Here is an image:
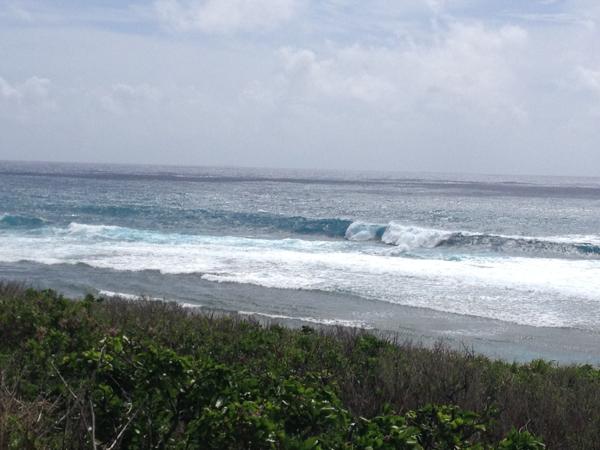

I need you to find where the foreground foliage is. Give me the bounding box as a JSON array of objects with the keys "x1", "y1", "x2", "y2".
[{"x1": 0, "y1": 285, "x2": 597, "y2": 448}]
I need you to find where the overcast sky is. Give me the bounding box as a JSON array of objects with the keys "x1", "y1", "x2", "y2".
[{"x1": 1, "y1": 0, "x2": 600, "y2": 175}]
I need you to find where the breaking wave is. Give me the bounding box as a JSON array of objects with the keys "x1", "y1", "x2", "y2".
[
  {"x1": 68, "y1": 206, "x2": 354, "y2": 238},
  {"x1": 345, "y1": 222, "x2": 450, "y2": 251},
  {"x1": 61, "y1": 218, "x2": 600, "y2": 259},
  {"x1": 345, "y1": 221, "x2": 600, "y2": 258},
  {"x1": 2, "y1": 218, "x2": 600, "y2": 328},
  {"x1": 3, "y1": 207, "x2": 600, "y2": 260}
]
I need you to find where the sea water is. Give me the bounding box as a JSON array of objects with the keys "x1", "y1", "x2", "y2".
[{"x1": 1, "y1": 161, "x2": 600, "y2": 360}]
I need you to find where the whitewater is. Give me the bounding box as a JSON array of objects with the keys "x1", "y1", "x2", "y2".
[{"x1": 2, "y1": 161, "x2": 600, "y2": 361}]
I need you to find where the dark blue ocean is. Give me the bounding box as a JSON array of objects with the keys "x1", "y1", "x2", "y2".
[{"x1": 2, "y1": 160, "x2": 600, "y2": 360}]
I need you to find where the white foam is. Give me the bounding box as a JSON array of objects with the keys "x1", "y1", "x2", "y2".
[
  {"x1": 345, "y1": 221, "x2": 452, "y2": 250},
  {"x1": 98, "y1": 289, "x2": 143, "y2": 300},
  {"x1": 68, "y1": 223, "x2": 122, "y2": 234},
  {"x1": 98, "y1": 290, "x2": 165, "y2": 302},
  {"x1": 541, "y1": 234, "x2": 600, "y2": 246},
  {"x1": 380, "y1": 222, "x2": 451, "y2": 250},
  {"x1": 238, "y1": 311, "x2": 372, "y2": 328},
  {"x1": 345, "y1": 222, "x2": 384, "y2": 241},
  {"x1": 2, "y1": 224, "x2": 600, "y2": 329},
  {"x1": 181, "y1": 302, "x2": 203, "y2": 308},
  {"x1": 344, "y1": 220, "x2": 600, "y2": 251}
]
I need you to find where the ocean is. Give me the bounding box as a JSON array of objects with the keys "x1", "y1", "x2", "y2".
[{"x1": 1, "y1": 160, "x2": 600, "y2": 362}]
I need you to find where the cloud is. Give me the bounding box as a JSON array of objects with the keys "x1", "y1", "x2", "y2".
[
  {"x1": 277, "y1": 22, "x2": 528, "y2": 120},
  {"x1": 154, "y1": 0, "x2": 298, "y2": 33},
  {"x1": 97, "y1": 83, "x2": 163, "y2": 115},
  {"x1": 424, "y1": 0, "x2": 450, "y2": 14},
  {"x1": 0, "y1": 76, "x2": 54, "y2": 116},
  {"x1": 280, "y1": 47, "x2": 396, "y2": 103},
  {"x1": 576, "y1": 66, "x2": 600, "y2": 96},
  {"x1": 504, "y1": 12, "x2": 596, "y2": 29},
  {"x1": 0, "y1": 2, "x2": 34, "y2": 22},
  {"x1": 1, "y1": 0, "x2": 600, "y2": 174}
]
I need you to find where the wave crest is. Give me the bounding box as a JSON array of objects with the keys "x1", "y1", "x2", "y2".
[
  {"x1": 0, "y1": 214, "x2": 46, "y2": 229},
  {"x1": 67, "y1": 223, "x2": 122, "y2": 234},
  {"x1": 344, "y1": 222, "x2": 386, "y2": 241},
  {"x1": 5, "y1": 209, "x2": 599, "y2": 260},
  {"x1": 439, "y1": 232, "x2": 600, "y2": 257},
  {"x1": 346, "y1": 221, "x2": 449, "y2": 251},
  {"x1": 381, "y1": 223, "x2": 451, "y2": 251},
  {"x1": 344, "y1": 220, "x2": 600, "y2": 258}
]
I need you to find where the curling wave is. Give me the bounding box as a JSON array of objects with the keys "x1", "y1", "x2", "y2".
[
  {"x1": 71, "y1": 207, "x2": 353, "y2": 238},
  {"x1": 345, "y1": 220, "x2": 600, "y2": 258},
  {"x1": 3, "y1": 206, "x2": 599, "y2": 260},
  {"x1": 60, "y1": 218, "x2": 600, "y2": 259}
]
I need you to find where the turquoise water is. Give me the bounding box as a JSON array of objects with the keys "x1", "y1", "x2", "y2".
[{"x1": 1, "y1": 160, "x2": 600, "y2": 332}]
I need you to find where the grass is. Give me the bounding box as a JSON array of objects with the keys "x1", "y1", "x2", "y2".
[{"x1": 0, "y1": 283, "x2": 599, "y2": 448}]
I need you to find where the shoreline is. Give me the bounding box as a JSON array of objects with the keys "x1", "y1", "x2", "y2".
[
  {"x1": 2, "y1": 260, "x2": 600, "y2": 366},
  {"x1": 176, "y1": 303, "x2": 600, "y2": 366}
]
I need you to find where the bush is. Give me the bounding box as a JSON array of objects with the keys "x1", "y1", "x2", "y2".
[{"x1": 1, "y1": 284, "x2": 596, "y2": 448}]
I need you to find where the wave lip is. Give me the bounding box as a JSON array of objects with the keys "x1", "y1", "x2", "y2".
[
  {"x1": 346, "y1": 221, "x2": 451, "y2": 252},
  {"x1": 345, "y1": 221, "x2": 451, "y2": 251},
  {"x1": 344, "y1": 222, "x2": 386, "y2": 241},
  {"x1": 0, "y1": 214, "x2": 47, "y2": 229},
  {"x1": 382, "y1": 223, "x2": 451, "y2": 251}
]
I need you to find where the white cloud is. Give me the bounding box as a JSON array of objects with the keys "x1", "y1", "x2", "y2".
[
  {"x1": 504, "y1": 12, "x2": 596, "y2": 29},
  {"x1": 0, "y1": 78, "x2": 20, "y2": 101},
  {"x1": 0, "y1": 76, "x2": 49, "y2": 100},
  {"x1": 0, "y1": 3, "x2": 34, "y2": 22},
  {"x1": 97, "y1": 83, "x2": 163, "y2": 115},
  {"x1": 424, "y1": 0, "x2": 449, "y2": 14},
  {"x1": 280, "y1": 47, "x2": 396, "y2": 103},
  {"x1": 1, "y1": 1, "x2": 600, "y2": 174},
  {"x1": 576, "y1": 66, "x2": 600, "y2": 96},
  {"x1": 278, "y1": 22, "x2": 528, "y2": 120},
  {"x1": 0, "y1": 2, "x2": 67, "y2": 25},
  {"x1": 0, "y1": 76, "x2": 54, "y2": 116},
  {"x1": 154, "y1": 0, "x2": 298, "y2": 33}
]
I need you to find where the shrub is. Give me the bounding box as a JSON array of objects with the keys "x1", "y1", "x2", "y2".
[{"x1": 1, "y1": 284, "x2": 596, "y2": 448}]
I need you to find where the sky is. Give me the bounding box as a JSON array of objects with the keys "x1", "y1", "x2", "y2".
[{"x1": 1, "y1": 0, "x2": 600, "y2": 176}]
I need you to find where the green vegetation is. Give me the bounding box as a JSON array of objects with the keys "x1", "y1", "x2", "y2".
[{"x1": 0, "y1": 285, "x2": 598, "y2": 449}]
